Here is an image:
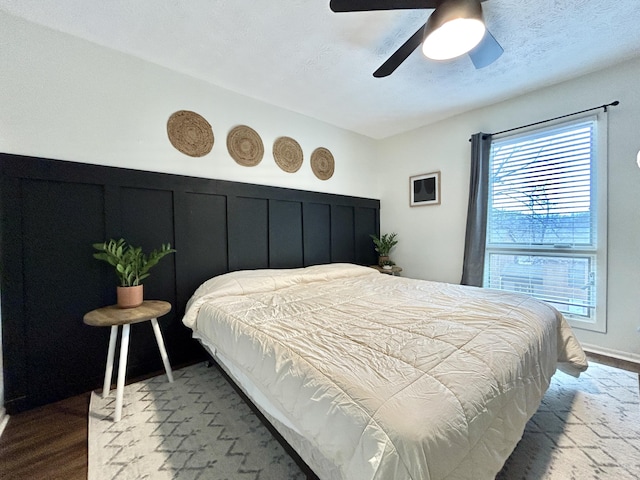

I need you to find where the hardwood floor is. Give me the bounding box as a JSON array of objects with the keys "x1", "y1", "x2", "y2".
[
  {"x1": 0, "y1": 365, "x2": 182, "y2": 480},
  {"x1": 585, "y1": 350, "x2": 640, "y2": 374},
  {"x1": 0, "y1": 393, "x2": 90, "y2": 480}
]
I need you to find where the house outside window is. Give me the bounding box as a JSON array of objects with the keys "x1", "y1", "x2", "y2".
[{"x1": 483, "y1": 116, "x2": 607, "y2": 332}]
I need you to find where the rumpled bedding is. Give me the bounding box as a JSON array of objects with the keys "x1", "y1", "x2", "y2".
[{"x1": 183, "y1": 263, "x2": 588, "y2": 480}]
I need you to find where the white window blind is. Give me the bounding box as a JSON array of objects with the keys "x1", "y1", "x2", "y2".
[{"x1": 483, "y1": 117, "x2": 606, "y2": 330}]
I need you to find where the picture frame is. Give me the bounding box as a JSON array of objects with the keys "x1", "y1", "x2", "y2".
[{"x1": 410, "y1": 171, "x2": 441, "y2": 206}]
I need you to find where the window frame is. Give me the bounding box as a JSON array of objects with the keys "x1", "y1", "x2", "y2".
[{"x1": 483, "y1": 114, "x2": 608, "y2": 332}]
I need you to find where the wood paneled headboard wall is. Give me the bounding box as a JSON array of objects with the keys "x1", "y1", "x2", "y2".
[{"x1": 0, "y1": 154, "x2": 380, "y2": 413}]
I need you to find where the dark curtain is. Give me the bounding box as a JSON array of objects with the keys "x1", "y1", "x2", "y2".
[{"x1": 461, "y1": 132, "x2": 492, "y2": 286}]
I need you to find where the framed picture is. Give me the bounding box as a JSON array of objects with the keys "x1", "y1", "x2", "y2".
[{"x1": 410, "y1": 171, "x2": 441, "y2": 206}]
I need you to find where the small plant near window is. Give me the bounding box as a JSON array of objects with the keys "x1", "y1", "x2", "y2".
[
  {"x1": 370, "y1": 232, "x2": 398, "y2": 267},
  {"x1": 370, "y1": 232, "x2": 398, "y2": 257}
]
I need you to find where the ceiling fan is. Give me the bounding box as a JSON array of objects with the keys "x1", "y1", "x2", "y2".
[{"x1": 330, "y1": 0, "x2": 503, "y2": 77}]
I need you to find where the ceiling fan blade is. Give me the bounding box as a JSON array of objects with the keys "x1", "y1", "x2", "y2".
[
  {"x1": 330, "y1": 0, "x2": 438, "y2": 13},
  {"x1": 373, "y1": 22, "x2": 427, "y2": 77},
  {"x1": 468, "y1": 29, "x2": 503, "y2": 69}
]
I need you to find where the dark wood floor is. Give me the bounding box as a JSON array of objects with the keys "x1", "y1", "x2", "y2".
[
  {"x1": 0, "y1": 352, "x2": 637, "y2": 479},
  {"x1": 0, "y1": 392, "x2": 90, "y2": 480}
]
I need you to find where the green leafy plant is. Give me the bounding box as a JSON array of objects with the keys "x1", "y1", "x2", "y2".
[
  {"x1": 93, "y1": 238, "x2": 176, "y2": 287},
  {"x1": 369, "y1": 232, "x2": 398, "y2": 257}
]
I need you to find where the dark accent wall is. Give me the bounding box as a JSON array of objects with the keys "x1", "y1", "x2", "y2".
[{"x1": 0, "y1": 154, "x2": 380, "y2": 413}]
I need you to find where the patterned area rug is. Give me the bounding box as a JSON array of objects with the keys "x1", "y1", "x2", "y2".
[
  {"x1": 88, "y1": 362, "x2": 640, "y2": 480},
  {"x1": 88, "y1": 363, "x2": 305, "y2": 480},
  {"x1": 497, "y1": 362, "x2": 640, "y2": 479}
]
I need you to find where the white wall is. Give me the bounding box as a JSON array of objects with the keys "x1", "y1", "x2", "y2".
[
  {"x1": 378, "y1": 57, "x2": 640, "y2": 362},
  {"x1": 0, "y1": 12, "x2": 380, "y2": 198}
]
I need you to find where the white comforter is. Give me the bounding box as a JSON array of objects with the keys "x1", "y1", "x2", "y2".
[{"x1": 183, "y1": 263, "x2": 588, "y2": 480}]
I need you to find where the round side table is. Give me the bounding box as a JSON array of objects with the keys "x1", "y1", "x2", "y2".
[
  {"x1": 370, "y1": 265, "x2": 403, "y2": 276},
  {"x1": 84, "y1": 300, "x2": 173, "y2": 422}
]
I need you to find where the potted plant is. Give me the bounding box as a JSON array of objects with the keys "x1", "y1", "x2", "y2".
[
  {"x1": 369, "y1": 232, "x2": 398, "y2": 267},
  {"x1": 380, "y1": 259, "x2": 396, "y2": 270},
  {"x1": 93, "y1": 238, "x2": 176, "y2": 308}
]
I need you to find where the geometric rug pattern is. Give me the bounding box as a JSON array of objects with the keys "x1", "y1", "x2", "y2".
[
  {"x1": 497, "y1": 362, "x2": 640, "y2": 479},
  {"x1": 89, "y1": 361, "x2": 640, "y2": 480},
  {"x1": 88, "y1": 363, "x2": 305, "y2": 480}
]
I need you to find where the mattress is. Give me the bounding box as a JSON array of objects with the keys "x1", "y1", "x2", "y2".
[{"x1": 182, "y1": 263, "x2": 588, "y2": 480}]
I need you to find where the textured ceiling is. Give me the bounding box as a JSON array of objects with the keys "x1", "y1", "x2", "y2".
[{"x1": 2, "y1": 0, "x2": 640, "y2": 139}]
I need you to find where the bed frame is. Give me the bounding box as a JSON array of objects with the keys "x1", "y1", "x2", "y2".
[{"x1": 0, "y1": 153, "x2": 380, "y2": 413}]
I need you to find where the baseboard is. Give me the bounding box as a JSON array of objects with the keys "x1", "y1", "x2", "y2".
[
  {"x1": 0, "y1": 407, "x2": 8, "y2": 439},
  {"x1": 581, "y1": 343, "x2": 640, "y2": 363},
  {"x1": 582, "y1": 343, "x2": 640, "y2": 374}
]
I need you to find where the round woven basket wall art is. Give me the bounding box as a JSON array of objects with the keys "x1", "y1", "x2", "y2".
[
  {"x1": 166, "y1": 110, "x2": 214, "y2": 157},
  {"x1": 227, "y1": 125, "x2": 264, "y2": 167},
  {"x1": 273, "y1": 136, "x2": 303, "y2": 173},
  {"x1": 310, "y1": 147, "x2": 335, "y2": 180}
]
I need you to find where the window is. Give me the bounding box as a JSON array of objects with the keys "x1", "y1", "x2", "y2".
[{"x1": 483, "y1": 116, "x2": 607, "y2": 332}]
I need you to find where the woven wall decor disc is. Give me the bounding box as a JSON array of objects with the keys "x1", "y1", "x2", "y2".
[
  {"x1": 166, "y1": 110, "x2": 214, "y2": 157},
  {"x1": 310, "y1": 147, "x2": 335, "y2": 180},
  {"x1": 273, "y1": 136, "x2": 303, "y2": 173},
  {"x1": 227, "y1": 125, "x2": 264, "y2": 167}
]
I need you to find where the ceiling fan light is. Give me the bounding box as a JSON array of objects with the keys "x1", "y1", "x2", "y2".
[{"x1": 422, "y1": 0, "x2": 486, "y2": 61}]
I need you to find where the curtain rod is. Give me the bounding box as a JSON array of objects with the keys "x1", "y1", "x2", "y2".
[{"x1": 472, "y1": 100, "x2": 620, "y2": 141}]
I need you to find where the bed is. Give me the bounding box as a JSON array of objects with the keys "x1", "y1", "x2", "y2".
[{"x1": 182, "y1": 263, "x2": 588, "y2": 480}]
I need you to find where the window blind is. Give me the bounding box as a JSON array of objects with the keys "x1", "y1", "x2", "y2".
[
  {"x1": 484, "y1": 119, "x2": 597, "y2": 320},
  {"x1": 488, "y1": 121, "x2": 595, "y2": 247}
]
